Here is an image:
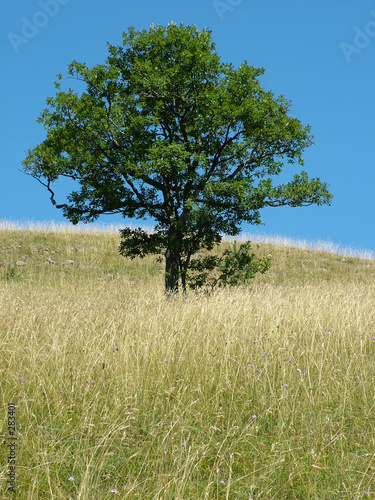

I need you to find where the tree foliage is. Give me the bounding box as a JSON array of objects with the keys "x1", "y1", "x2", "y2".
[
  {"x1": 186, "y1": 242, "x2": 271, "y2": 291},
  {"x1": 22, "y1": 22, "x2": 332, "y2": 293}
]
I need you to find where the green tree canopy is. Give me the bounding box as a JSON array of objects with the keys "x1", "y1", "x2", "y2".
[{"x1": 23, "y1": 22, "x2": 332, "y2": 293}]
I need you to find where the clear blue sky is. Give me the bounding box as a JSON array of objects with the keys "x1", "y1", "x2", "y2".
[{"x1": 2, "y1": 0, "x2": 375, "y2": 251}]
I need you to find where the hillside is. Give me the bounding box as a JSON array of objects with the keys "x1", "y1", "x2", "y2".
[
  {"x1": 1, "y1": 228, "x2": 374, "y2": 288},
  {"x1": 1, "y1": 229, "x2": 375, "y2": 499}
]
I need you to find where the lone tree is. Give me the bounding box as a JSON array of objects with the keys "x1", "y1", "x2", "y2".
[{"x1": 23, "y1": 23, "x2": 332, "y2": 294}]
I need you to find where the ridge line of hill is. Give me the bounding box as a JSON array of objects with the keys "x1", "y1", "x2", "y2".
[{"x1": 1, "y1": 218, "x2": 374, "y2": 260}]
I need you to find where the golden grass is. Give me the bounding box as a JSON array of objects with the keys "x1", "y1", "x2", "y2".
[{"x1": 1, "y1": 229, "x2": 375, "y2": 498}]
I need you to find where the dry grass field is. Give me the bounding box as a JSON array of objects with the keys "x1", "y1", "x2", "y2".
[{"x1": 1, "y1": 227, "x2": 375, "y2": 499}]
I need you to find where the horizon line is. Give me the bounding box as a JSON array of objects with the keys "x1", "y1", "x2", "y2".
[{"x1": 0, "y1": 218, "x2": 374, "y2": 261}]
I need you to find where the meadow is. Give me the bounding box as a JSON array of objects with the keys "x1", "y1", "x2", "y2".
[{"x1": 0, "y1": 226, "x2": 375, "y2": 499}]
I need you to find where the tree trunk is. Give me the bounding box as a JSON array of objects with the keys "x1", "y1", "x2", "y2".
[
  {"x1": 180, "y1": 254, "x2": 191, "y2": 296},
  {"x1": 165, "y1": 246, "x2": 180, "y2": 294}
]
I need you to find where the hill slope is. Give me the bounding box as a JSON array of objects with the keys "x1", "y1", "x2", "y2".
[{"x1": 1, "y1": 229, "x2": 375, "y2": 499}]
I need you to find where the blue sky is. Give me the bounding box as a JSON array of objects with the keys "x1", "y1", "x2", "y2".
[{"x1": 2, "y1": 0, "x2": 375, "y2": 252}]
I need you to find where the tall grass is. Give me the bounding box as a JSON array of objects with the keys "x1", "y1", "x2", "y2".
[{"x1": 1, "y1": 228, "x2": 375, "y2": 498}]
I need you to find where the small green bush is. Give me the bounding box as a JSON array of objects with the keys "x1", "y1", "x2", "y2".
[
  {"x1": 1, "y1": 267, "x2": 21, "y2": 282},
  {"x1": 186, "y1": 241, "x2": 271, "y2": 291}
]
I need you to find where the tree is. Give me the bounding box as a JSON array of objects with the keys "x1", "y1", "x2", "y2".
[{"x1": 22, "y1": 23, "x2": 332, "y2": 294}]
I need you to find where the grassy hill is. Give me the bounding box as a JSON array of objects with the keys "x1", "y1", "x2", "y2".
[{"x1": 1, "y1": 229, "x2": 375, "y2": 499}]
